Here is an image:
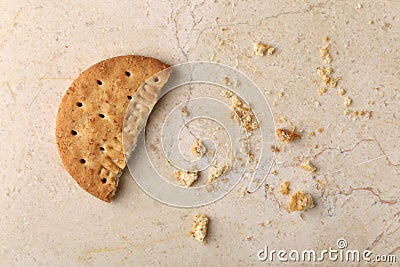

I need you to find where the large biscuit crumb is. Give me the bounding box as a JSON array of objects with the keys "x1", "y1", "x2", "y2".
[
  {"x1": 207, "y1": 162, "x2": 229, "y2": 184},
  {"x1": 288, "y1": 191, "x2": 315, "y2": 212},
  {"x1": 276, "y1": 128, "x2": 300, "y2": 143},
  {"x1": 190, "y1": 214, "x2": 209, "y2": 243},
  {"x1": 225, "y1": 92, "x2": 259, "y2": 132},
  {"x1": 175, "y1": 170, "x2": 199, "y2": 187}
]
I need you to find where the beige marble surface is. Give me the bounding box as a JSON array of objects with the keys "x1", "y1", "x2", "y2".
[{"x1": 1, "y1": 0, "x2": 399, "y2": 266}]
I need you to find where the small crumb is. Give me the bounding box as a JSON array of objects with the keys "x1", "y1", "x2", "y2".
[
  {"x1": 258, "y1": 223, "x2": 265, "y2": 227},
  {"x1": 318, "y1": 87, "x2": 327, "y2": 96},
  {"x1": 356, "y1": 3, "x2": 362, "y2": 9},
  {"x1": 267, "y1": 47, "x2": 275, "y2": 55},
  {"x1": 191, "y1": 139, "x2": 206, "y2": 158},
  {"x1": 276, "y1": 128, "x2": 301, "y2": 143},
  {"x1": 245, "y1": 236, "x2": 252, "y2": 241},
  {"x1": 369, "y1": 100, "x2": 375, "y2": 105},
  {"x1": 253, "y1": 42, "x2": 275, "y2": 56},
  {"x1": 344, "y1": 109, "x2": 350, "y2": 115},
  {"x1": 175, "y1": 170, "x2": 199, "y2": 187},
  {"x1": 322, "y1": 75, "x2": 330, "y2": 85},
  {"x1": 328, "y1": 77, "x2": 339, "y2": 88},
  {"x1": 264, "y1": 183, "x2": 270, "y2": 192},
  {"x1": 265, "y1": 220, "x2": 271, "y2": 225},
  {"x1": 309, "y1": 131, "x2": 315, "y2": 137},
  {"x1": 270, "y1": 145, "x2": 280, "y2": 153},
  {"x1": 190, "y1": 214, "x2": 209, "y2": 243},
  {"x1": 215, "y1": 34, "x2": 225, "y2": 46},
  {"x1": 365, "y1": 111, "x2": 373, "y2": 119},
  {"x1": 241, "y1": 187, "x2": 247, "y2": 197},
  {"x1": 338, "y1": 87, "x2": 346, "y2": 96},
  {"x1": 374, "y1": 87, "x2": 380, "y2": 92},
  {"x1": 221, "y1": 26, "x2": 228, "y2": 31},
  {"x1": 323, "y1": 36, "x2": 329, "y2": 41},
  {"x1": 317, "y1": 127, "x2": 323, "y2": 133},
  {"x1": 343, "y1": 96, "x2": 352, "y2": 107},
  {"x1": 271, "y1": 170, "x2": 278, "y2": 175},
  {"x1": 368, "y1": 20, "x2": 374, "y2": 25},
  {"x1": 313, "y1": 144, "x2": 319, "y2": 149},
  {"x1": 319, "y1": 46, "x2": 329, "y2": 58},
  {"x1": 324, "y1": 54, "x2": 332, "y2": 64},
  {"x1": 223, "y1": 89, "x2": 233, "y2": 98},
  {"x1": 181, "y1": 106, "x2": 188, "y2": 118},
  {"x1": 279, "y1": 181, "x2": 290, "y2": 195},
  {"x1": 278, "y1": 91, "x2": 284, "y2": 98},
  {"x1": 247, "y1": 152, "x2": 254, "y2": 164},
  {"x1": 288, "y1": 191, "x2": 315, "y2": 212},
  {"x1": 301, "y1": 160, "x2": 317, "y2": 174},
  {"x1": 325, "y1": 67, "x2": 333, "y2": 75},
  {"x1": 222, "y1": 76, "x2": 231, "y2": 86}
]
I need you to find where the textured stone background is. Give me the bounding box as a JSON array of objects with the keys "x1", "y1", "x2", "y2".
[{"x1": 0, "y1": 0, "x2": 399, "y2": 266}]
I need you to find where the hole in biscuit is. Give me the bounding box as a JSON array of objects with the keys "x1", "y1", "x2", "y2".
[
  {"x1": 101, "y1": 178, "x2": 107, "y2": 184},
  {"x1": 100, "y1": 147, "x2": 105, "y2": 151},
  {"x1": 80, "y1": 159, "x2": 86, "y2": 164},
  {"x1": 97, "y1": 80, "x2": 103, "y2": 85},
  {"x1": 99, "y1": 114, "x2": 105, "y2": 118},
  {"x1": 71, "y1": 130, "x2": 77, "y2": 135},
  {"x1": 77, "y1": 102, "x2": 83, "y2": 107},
  {"x1": 125, "y1": 71, "x2": 131, "y2": 77},
  {"x1": 154, "y1": 77, "x2": 159, "y2": 83},
  {"x1": 127, "y1": 95, "x2": 132, "y2": 100}
]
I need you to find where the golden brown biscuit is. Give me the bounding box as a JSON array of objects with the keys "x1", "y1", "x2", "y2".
[{"x1": 56, "y1": 55, "x2": 170, "y2": 202}]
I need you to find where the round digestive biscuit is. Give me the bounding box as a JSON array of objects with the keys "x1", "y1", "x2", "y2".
[{"x1": 56, "y1": 55, "x2": 170, "y2": 202}]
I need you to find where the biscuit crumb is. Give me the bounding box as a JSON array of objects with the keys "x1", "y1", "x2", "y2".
[
  {"x1": 223, "y1": 89, "x2": 233, "y2": 98},
  {"x1": 207, "y1": 162, "x2": 229, "y2": 184},
  {"x1": 317, "y1": 127, "x2": 323, "y2": 133},
  {"x1": 221, "y1": 26, "x2": 228, "y2": 31},
  {"x1": 343, "y1": 96, "x2": 352, "y2": 107},
  {"x1": 309, "y1": 131, "x2": 315, "y2": 137},
  {"x1": 279, "y1": 181, "x2": 290, "y2": 195},
  {"x1": 318, "y1": 87, "x2": 327, "y2": 96},
  {"x1": 270, "y1": 145, "x2": 280, "y2": 153},
  {"x1": 270, "y1": 170, "x2": 278, "y2": 175},
  {"x1": 190, "y1": 214, "x2": 209, "y2": 243},
  {"x1": 368, "y1": 20, "x2": 374, "y2": 25},
  {"x1": 356, "y1": 3, "x2": 362, "y2": 9},
  {"x1": 181, "y1": 106, "x2": 188, "y2": 118},
  {"x1": 338, "y1": 87, "x2": 346, "y2": 96},
  {"x1": 222, "y1": 76, "x2": 231, "y2": 86},
  {"x1": 288, "y1": 191, "x2": 315, "y2": 212},
  {"x1": 253, "y1": 42, "x2": 275, "y2": 56},
  {"x1": 276, "y1": 128, "x2": 300, "y2": 143},
  {"x1": 227, "y1": 94, "x2": 259, "y2": 132},
  {"x1": 301, "y1": 160, "x2": 317, "y2": 174},
  {"x1": 175, "y1": 170, "x2": 199, "y2": 187},
  {"x1": 245, "y1": 236, "x2": 253, "y2": 241},
  {"x1": 323, "y1": 36, "x2": 329, "y2": 41},
  {"x1": 191, "y1": 139, "x2": 206, "y2": 158}
]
